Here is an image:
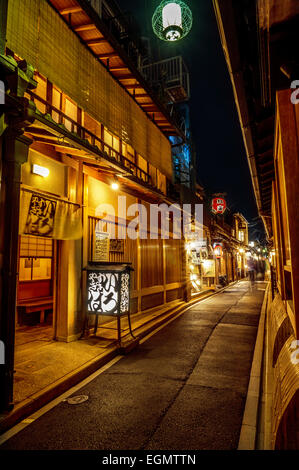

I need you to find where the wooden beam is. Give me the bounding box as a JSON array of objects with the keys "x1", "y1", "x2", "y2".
[
  {"x1": 75, "y1": 24, "x2": 97, "y2": 32},
  {"x1": 97, "y1": 52, "x2": 119, "y2": 59},
  {"x1": 86, "y1": 38, "x2": 107, "y2": 46},
  {"x1": 124, "y1": 84, "x2": 144, "y2": 90},
  {"x1": 109, "y1": 66, "x2": 129, "y2": 72},
  {"x1": 112, "y1": 74, "x2": 134, "y2": 80},
  {"x1": 60, "y1": 7, "x2": 82, "y2": 15}
]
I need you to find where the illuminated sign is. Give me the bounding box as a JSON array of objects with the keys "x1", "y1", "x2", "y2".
[
  {"x1": 86, "y1": 264, "x2": 132, "y2": 316},
  {"x1": 213, "y1": 244, "x2": 223, "y2": 258},
  {"x1": 211, "y1": 197, "x2": 227, "y2": 215}
]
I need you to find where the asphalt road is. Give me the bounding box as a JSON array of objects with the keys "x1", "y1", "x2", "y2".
[{"x1": 0, "y1": 281, "x2": 266, "y2": 450}]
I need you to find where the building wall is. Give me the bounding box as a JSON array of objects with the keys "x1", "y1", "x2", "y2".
[
  {"x1": 6, "y1": 0, "x2": 173, "y2": 180},
  {"x1": 266, "y1": 89, "x2": 299, "y2": 449},
  {"x1": 86, "y1": 172, "x2": 184, "y2": 321}
]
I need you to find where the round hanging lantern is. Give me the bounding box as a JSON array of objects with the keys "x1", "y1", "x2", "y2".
[
  {"x1": 211, "y1": 197, "x2": 227, "y2": 215},
  {"x1": 152, "y1": 0, "x2": 193, "y2": 42}
]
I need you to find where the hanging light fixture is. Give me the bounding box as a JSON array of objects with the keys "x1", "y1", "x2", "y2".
[
  {"x1": 162, "y1": 3, "x2": 182, "y2": 41},
  {"x1": 152, "y1": 0, "x2": 193, "y2": 42}
]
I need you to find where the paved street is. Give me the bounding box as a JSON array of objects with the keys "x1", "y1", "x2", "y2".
[{"x1": 1, "y1": 281, "x2": 266, "y2": 451}]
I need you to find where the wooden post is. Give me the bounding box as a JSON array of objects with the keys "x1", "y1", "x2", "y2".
[{"x1": 0, "y1": 130, "x2": 31, "y2": 411}]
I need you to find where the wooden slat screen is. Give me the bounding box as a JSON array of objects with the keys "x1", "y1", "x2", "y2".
[{"x1": 88, "y1": 216, "x2": 137, "y2": 290}]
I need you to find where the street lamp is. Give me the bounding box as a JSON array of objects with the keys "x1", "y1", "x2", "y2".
[{"x1": 152, "y1": 0, "x2": 193, "y2": 42}]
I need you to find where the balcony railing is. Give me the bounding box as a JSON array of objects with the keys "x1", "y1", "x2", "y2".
[
  {"x1": 27, "y1": 91, "x2": 153, "y2": 188},
  {"x1": 141, "y1": 57, "x2": 190, "y2": 103},
  {"x1": 87, "y1": 0, "x2": 147, "y2": 69}
]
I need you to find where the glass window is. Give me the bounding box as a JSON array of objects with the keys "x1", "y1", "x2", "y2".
[
  {"x1": 64, "y1": 97, "x2": 77, "y2": 132},
  {"x1": 238, "y1": 231, "x2": 245, "y2": 242},
  {"x1": 112, "y1": 135, "x2": 120, "y2": 152},
  {"x1": 104, "y1": 128, "x2": 113, "y2": 147},
  {"x1": 52, "y1": 86, "x2": 62, "y2": 123},
  {"x1": 19, "y1": 258, "x2": 52, "y2": 281},
  {"x1": 35, "y1": 74, "x2": 47, "y2": 114},
  {"x1": 277, "y1": 142, "x2": 291, "y2": 264}
]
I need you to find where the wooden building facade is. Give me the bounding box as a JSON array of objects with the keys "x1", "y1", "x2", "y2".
[
  {"x1": 214, "y1": 0, "x2": 299, "y2": 449},
  {"x1": 0, "y1": 0, "x2": 188, "y2": 411}
]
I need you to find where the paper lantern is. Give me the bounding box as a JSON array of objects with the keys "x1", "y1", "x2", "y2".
[
  {"x1": 152, "y1": 1, "x2": 193, "y2": 42},
  {"x1": 86, "y1": 264, "x2": 132, "y2": 316}
]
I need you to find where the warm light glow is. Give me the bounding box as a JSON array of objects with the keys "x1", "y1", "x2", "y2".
[
  {"x1": 190, "y1": 274, "x2": 197, "y2": 281},
  {"x1": 152, "y1": 0, "x2": 193, "y2": 42},
  {"x1": 239, "y1": 248, "x2": 245, "y2": 254},
  {"x1": 111, "y1": 182, "x2": 119, "y2": 191},
  {"x1": 162, "y1": 3, "x2": 182, "y2": 40},
  {"x1": 162, "y1": 3, "x2": 182, "y2": 28},
  {"x1": 32, "y1": 164, "x2": 50, "y2": 178},
  {"x1": 249, "y1": 241, "x2": 255, "y2": 247}
]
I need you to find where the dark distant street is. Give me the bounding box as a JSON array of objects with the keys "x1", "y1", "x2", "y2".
[{"x1": 0, "y1": 281, "x2": 266, "y2": 451}]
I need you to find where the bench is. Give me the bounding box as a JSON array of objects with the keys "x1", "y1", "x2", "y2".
[{"x1": 17, "y1": 297, "x2": 53, "y2": 324}]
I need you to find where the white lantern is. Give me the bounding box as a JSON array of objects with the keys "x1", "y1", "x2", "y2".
[
  {"x1": 162, "y1": 3, "x2": 182, "y2": 40},
  {"x1": 152, "y1": 0, "x2": 193, "y2": 42}
]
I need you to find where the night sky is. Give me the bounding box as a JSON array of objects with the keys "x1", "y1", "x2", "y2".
[{"x1": 116, "y1": 0, "x2": 265, "y2": 240}]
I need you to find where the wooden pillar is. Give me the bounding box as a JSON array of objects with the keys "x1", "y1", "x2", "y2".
[
  {"x1": 0, "y1": 130, "x2": 31, "y2": 411},
  {"x1": 81, "y1": 171, "x2": 89, "y2": 334},
  {"x1": 162, "y1": 239, "x2": 166, "y2": 304}
]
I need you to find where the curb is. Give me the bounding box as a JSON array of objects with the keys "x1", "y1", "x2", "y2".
[
  {"x1": 237, "y1": 282, "x2": 270, "y2": 450},
  {"x1": 0, "y1": 280, "x2": 239, "y2": 435}
]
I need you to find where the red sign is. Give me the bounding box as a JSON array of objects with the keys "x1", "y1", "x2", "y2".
[
  {"x1": 214, "y1": 244, "x2": 223, "y2": 258},
  {"x1": 212, "y1": 197, "x2": 227, "y2": 215}
]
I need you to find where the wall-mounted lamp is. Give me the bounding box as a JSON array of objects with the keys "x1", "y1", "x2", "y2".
[
  {"x1": 32, "y1": 164, "x2": 50, "y2": 178},
  {"x1": 111, "y1": 181, "x2": 119, "y2": 191}
]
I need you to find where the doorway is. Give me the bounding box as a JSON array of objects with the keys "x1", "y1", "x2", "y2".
[{"x1": 16, "y1": 235, "x2": 55, "y2": 332}]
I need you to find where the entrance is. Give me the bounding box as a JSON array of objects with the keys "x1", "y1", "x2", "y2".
[{"x1": 16, "y1": 234, "x2": 55, "y2": 330}]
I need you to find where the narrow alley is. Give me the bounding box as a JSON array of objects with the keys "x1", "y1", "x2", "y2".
[{"x1": 0, "y1": 281, "x2": 266, "y2": 451}]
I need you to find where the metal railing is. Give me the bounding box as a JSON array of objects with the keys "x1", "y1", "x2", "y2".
[
  {"x1": 28, "y1": 91, "x2": 152, "y2": 187},
  {"x1": 140, "y1": 56, "x2": 190, "y2": 102}
]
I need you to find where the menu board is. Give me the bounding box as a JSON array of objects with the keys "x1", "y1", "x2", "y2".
[
  {"x1": 93, "y1": 231, "x2": 110, "y2": 262},
  {"x1": 202, "y1": 260, "x2": 216, "y2": 277}
]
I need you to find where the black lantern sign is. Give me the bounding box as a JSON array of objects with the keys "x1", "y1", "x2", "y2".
[
  {"x1": 86, "y1": 264, "x2": 132, "y2": 317},
  {"x1": 85, "y1": 263, "x2": 135, "y2": 345}
]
